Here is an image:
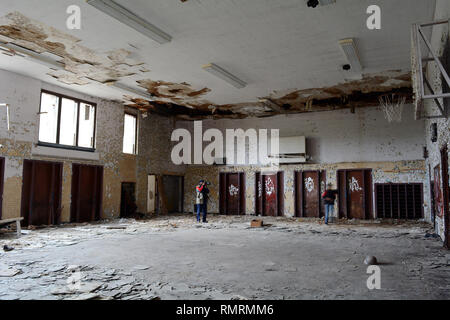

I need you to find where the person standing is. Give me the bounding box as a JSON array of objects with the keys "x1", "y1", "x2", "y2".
[
  {"x1": 322, "y1": 183, "x2": 338, "y2": 225},
  {"x1": 195, "y1": 180, "x2": 208, "y2": 223}
]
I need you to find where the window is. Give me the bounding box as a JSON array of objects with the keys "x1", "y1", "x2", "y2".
[
  {"x1": 123, "y1": 113, "x2": 137, "y2": 154},
  {"x1": 38, "y1": 91, "x2": 96, "y2": 151}
]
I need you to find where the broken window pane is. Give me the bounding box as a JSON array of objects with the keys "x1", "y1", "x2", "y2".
[
  {"x1": 38, "y1": 93, "x2": 59, "y2": 143},
  {"x1": 78, "y1": 103, "x2": 95, "y2": 148},
  {"x1": 59, "y1": 98, "x2": 78, "y2": 146},
  {"x1": 123, "y1": 113, "x2": 137, "y2": 154}
]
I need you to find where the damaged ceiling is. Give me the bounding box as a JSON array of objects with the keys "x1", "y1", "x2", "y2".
[{"x1": 0, "y1": 0, "x2": 436, "y2": 119}]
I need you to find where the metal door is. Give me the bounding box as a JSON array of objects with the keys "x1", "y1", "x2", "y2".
[
  {"x1": 263, "y1": 174, "x2": 278, "y2": 217},
  {"x1": 347, "y1": 170, "x2": 365, "y2": 219},
  {"x1": 71, "y1": 164, "x2": 103, "y2": 223},
  {"x1": 21, "y1": 160, "x2": 63, "y2": 226},
  {"x1": 226, "y1": 173, "x2": 240, "y2": 215},
  {"x1": 303, "y1": 171, "x2": 320, "y2": 217}
]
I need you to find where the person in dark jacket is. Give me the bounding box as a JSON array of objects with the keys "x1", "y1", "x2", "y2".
[{"x1": 322, "y1": 183, "x2": 338, "y2": 225}]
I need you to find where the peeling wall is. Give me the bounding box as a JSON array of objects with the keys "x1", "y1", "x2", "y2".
[
  {"x1": 0, "y1": 68, "x2": 182, "y2": 222},
  {"x1": 179, "y1": 107, "x2": 429, "y2": 219},
  {"x1": 423, "y1": 0, "x2": 450, "y2": 241}
]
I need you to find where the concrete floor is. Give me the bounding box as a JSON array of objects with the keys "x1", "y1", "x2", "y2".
[{"x1": 0, "y1": 215, "x2": 449, "y2": 300}]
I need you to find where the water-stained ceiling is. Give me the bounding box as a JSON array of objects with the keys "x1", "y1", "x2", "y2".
[{"x1": 0, "y1": 0, "x2": 436, "y2": 119}]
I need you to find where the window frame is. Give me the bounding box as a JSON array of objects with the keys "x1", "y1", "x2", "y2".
[
  {"x1": 123, "y1": 112, "x2": 138, "y2": 155},
  {"x1": 38, "y1": 90, "x2": 97, "y2": 152}
]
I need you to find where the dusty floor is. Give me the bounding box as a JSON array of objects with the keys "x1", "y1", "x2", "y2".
[{"x1": 0, "y1": 215, "x2": 449, "y2": 300}]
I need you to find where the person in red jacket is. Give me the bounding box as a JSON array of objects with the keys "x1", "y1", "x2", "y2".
[
  {"x1": 322, "y1": 183, "x2": 338, "y2": 225},
  {"x1": 195, "y1": 180, "x2": 209, "y2": 223}
]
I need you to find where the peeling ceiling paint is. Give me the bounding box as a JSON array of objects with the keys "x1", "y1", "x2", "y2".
[
  {"x1": 126, "y1": 70, "x2": 413, "y2": 120},
  {"x1": 0, "y1": 12, "x2": 147, "y2": 85},
  {"x1": 0, "y1": 9, "x2": 415, "y2": 120}
]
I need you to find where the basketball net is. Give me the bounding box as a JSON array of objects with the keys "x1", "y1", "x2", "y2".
[{"x1": 379, "y1": 94, "x2": 406, "y2": 123}]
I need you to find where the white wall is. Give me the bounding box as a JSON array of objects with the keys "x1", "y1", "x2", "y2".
[{"x1": 177, "y1": 106, "x2": 425, "y2": 164}]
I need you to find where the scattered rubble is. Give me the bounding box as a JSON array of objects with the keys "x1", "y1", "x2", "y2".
[{"x1": 0, "y1": 215, "x2": 448, "y2": 300}]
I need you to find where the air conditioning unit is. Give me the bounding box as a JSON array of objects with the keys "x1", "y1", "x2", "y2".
[
  {"x1": 213, "y1": 157, "x2": 227, "y2": 165},
  {"x1": 269, "y1": 136, "x2": 307, "y2": 164}
]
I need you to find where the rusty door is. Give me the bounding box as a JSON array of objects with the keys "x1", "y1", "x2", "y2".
[
  {"x1": 319, "y1": 171, "x2": 327, "y2": 217},
  {"x1": 441, "y1": 146, "x2": 449, "y2": 249},
  {"x1": 226, "y1": 173, "x2": 241, "y2": 215},
  {"x1": 434, "y1": 165, "x2": 444, "y2": 218},
  {"x1": 338, "y1": 169, "x2": 373, "y2": 220},
  {"x1": 295, "y1": 171, "x2": 325, "y2": 218},
  {"x1": 0, "y1": 157, "x2": 4, "y2": 220},
  {"x1": 220, "y1": 172, "x2": 245, "y2": 215},
  {"x1": 347, "y1": 170, "x2": 365, "y2": 219},
  {"x1": 263, "y1": 174, "x2": 278, "y2": 216},
  {"x1": 304, "y1": 171, "x2": 320, "y2": 217},
  {"x1": 71, "y1": 164, "x2": 103, "y2": 222},
  {"x1": 255, "y1": 172, "x2": 263, "y2": 215},
  {"x1": 21, "y1": 160, "x2": 63, "y2": 226}
]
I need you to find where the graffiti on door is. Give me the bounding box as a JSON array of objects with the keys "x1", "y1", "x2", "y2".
[
  {"x1": 265, "y1": 177, "x2": 275, "y2": 196},
  {"x1": 349, "y1": 177, "x2": 363, "y2": 192},
  {"x1": 305, "y1": 177, "x2": 314, "y2": 193},
  {"x1": 258, "y1": 180, "x2": 262, "y2": 198},
  {"x1": 229, "y1": 184, "x2": 239, "y2": 196}
]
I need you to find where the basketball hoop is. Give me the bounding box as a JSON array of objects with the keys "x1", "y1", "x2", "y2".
[{"x1": 379, "y1": 94, "x2": 406, "y2": 123}]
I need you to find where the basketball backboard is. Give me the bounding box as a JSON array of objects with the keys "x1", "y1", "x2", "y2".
[{"x1": 411, "y1": 20, "x2": 450, "y2": 120}]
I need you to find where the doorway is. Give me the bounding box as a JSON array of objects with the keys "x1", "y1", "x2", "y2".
[
  {"x1": 294, "y1": 170, "x2": 326, "y2": 218},
  {"x1": 121, "y1": 182, "x2": 137, "y2": 218},
  {"x1": 337, "y1": 169, "x2": 373, "y2": 220},
  {"x1": 255, "y1": 172, "x2": 284, "y2": 217},
  {"x1": 71, "y1": 164, "x2": 103, "y2": 223},
  {"x1": 20, "y1": 160, "x2": 63, "y2": 226},
  {"x1": 147, "y1": 174, "x2": 158, "y2": 214},
  {"x1": 162, "y1": 175, "x2": 184, "y2": 213},
  {"x1": 0, "y1": 157, "x2": 4, "y2": 220},
  {"x1": 219, "y1": 172, "x2": 245, "y2": 215}
]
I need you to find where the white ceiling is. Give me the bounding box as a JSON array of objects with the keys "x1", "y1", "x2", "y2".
[{"x1": 0, "y1": 0, "x2": 437, "y2": 105}]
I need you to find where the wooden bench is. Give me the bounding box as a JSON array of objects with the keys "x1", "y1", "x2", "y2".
[{"x1": 0, "y1": 217, "x2": 24, "y2": 237}]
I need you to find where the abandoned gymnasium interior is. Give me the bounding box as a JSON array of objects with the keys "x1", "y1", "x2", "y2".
[{"x1": 0, "y1": 0, "x2": 449, "y2": 303}]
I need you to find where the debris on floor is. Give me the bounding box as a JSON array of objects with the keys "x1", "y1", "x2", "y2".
[
  {"x1": 3, "y1": 245, "x2": 14, "y2": 252},
  {"x1": 0, "y1": 215, "x2": 448, "y2": 300},
  {"x1": 250, "y1": 219, "x2": 263, "y2": 228}
]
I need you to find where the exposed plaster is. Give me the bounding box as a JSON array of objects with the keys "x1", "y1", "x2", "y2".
[
  {"x1": 0, "y1": 12, "x2": 414, "y2": 120},
  {"x1": 0, "y1": 12, "x2": 148, "y2": 85}
]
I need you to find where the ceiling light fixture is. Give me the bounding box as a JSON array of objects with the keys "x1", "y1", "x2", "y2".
[
  {"x1": 86, "y1": 0, "x2": 172, "y2": 44},
  {"x1": 112, "y1": 82, "x2": 153, "y2": 100},
  {"x1": 318, "y1": 0, "x2": 336, "y2": 6},
  {"x1": 338, "y1": 38, "x2": 362, "y2": 73},
  {"x1": 202, "y1": 63, "x2": 247, "y2": 89},
  {"x1": 0, "y1": 42, "x2": 65, "y2": 70}
]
